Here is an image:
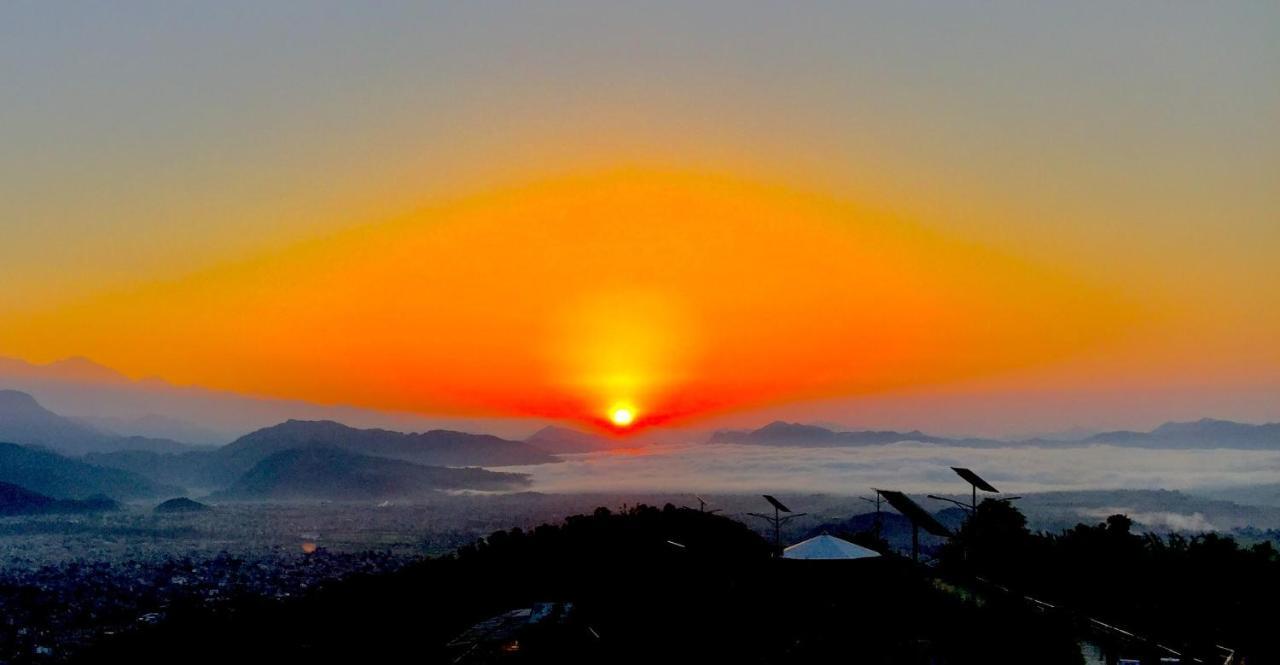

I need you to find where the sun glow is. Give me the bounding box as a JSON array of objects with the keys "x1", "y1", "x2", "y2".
[
  {"x1": 0, "y1": 170, "x2": 1135, "y2": 430},
  {"x1": 610, "y1": 406, "x2": 636, "y2": 428}
]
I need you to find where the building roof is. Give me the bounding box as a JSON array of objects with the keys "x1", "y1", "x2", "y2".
[{"x1": 782, "y1": 534, "x2": 881, "y2": 560}]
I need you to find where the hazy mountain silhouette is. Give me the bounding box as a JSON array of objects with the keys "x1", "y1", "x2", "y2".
[
  {"x1": 0, "y1": 356, "x2": 129, "y2": 384},
  {"x1": 0, "y1": 355, "x2": 543, "y2": 443},
  {"x1": 0, "y1": 389, "x2": 106, "y2": 453},
  {"x1": 525, "y1": 425, "x2": 615, "y2": 454},
  {"x1": 222, "y1": 420, "x2": 554, "y2": 468},
  {"x1": 0, "y1": 481, "x2": 120, "y2": 515},
  {"x1": 0, "y1": 389, "x2": 194, "y2": 455},
  {"x1": 709, "y1": 421, "x2": 959, "y2": 446},
  {"x1": 87, "y1": 419, "x2": 557, "y2": 494},
  {"x1": 1084, "y1": 418, "x2": 1280, "y2": 449},
  {"x1": 153, "y1": 497, "x2": 211, "y2": 513},
  {"x1": 712, "y1": 419, "x2": 1279, "y2": 450},
  {"x1": 83, "y1": 449, "x2": 222, "y2": 493},
  {"x1": 209, "y1": 447, "x2": 529, "y2": 501},
  {"x1": 76, "y1": 414, "x2": 226, "y2": 447},
  {"x1": 0, "y1": 442, "x2": 179, "y2": 500}
]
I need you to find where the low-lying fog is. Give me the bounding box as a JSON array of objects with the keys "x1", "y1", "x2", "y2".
[{"x1": 511, "y1": 442, "x2": 1280, "y2": 496}]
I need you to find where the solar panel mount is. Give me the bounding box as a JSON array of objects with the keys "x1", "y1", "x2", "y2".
[{"x1": 951, "y1": 467, "x2": 999, "y2": 493}]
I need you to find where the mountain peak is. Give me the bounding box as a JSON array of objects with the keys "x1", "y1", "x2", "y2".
[
  {"x1": 525, "y1": 425, "x2": 613, "y2": 454},
  {"x1": 226, "y1": 419, "x2": 555, "y2": 468},
  {"x1": 211, "y1": 447, "x2": 530, "y2": 500},
  {"x1": 0, "y1": 390, "x2": 194, "y2": 455},
  {"x1": 0, "y1": 389, "x2": 43, "y2": 410},
  {"x1": 0, "y1": 443, "x2": 176, "y2": 500},
  {"x1": 41, "y1": 356, "x2": 129, "y2": 384}
]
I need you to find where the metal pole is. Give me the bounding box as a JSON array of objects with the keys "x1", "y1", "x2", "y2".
[
  {"x1": 875, "y1": 494, "x2": 882, "y2": 542},
  {"x1": 860, "y1": 495, "x2": 884, "y2": 542},
  {"x1": 773, "y1": 506, "x2": 781, "y2": 555}
]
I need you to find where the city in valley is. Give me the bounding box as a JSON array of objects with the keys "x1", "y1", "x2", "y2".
[{"x1": 1, "y1": 380, "x2": 1278, "y2": 663}]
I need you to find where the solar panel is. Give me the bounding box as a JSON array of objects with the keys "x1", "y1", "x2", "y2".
[
  {"x1": 875, "y1": 489, "x2": 952, "y2": 537},
  {"x1": 951, "y1": 467, "x2": 999, "y2": 493},
  {"x1": 763, "y1": 495, "x2": 792, "y2": 513}
]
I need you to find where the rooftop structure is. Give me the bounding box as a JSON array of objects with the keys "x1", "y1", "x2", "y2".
[{"x1": 783, "y1": 534, "x2": 881, "y2": 560}]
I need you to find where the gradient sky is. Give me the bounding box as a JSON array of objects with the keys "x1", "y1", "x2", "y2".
[{"x1": 1, "y1": 3, "x2": 1277, "y2": 434}]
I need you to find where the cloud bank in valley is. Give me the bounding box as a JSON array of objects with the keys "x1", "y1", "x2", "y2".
[{"x1": 515, "y1": 442, "x2": 1280, "y2": 496}]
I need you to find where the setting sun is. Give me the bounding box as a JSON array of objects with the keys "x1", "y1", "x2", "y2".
[{"x1": 610, "y1": 406, "x2": 636, "y2": 428}]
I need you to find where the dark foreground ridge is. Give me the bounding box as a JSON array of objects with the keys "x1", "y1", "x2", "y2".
[{"x1": 73, "y1": 501, "x2": 1280, "y2": 665}]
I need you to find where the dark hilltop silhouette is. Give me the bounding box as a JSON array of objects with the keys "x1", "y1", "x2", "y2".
[
  {"x1": 208, "y1": 447, "x2": 529, "y2": 501},
  {"x1": 73, "y1": 501, "x2": 1280, "y2": 664},
  {"x1": 0, "y1": 392, "x2": 547, "y2": 501},
  {"x1": 0, "y1": 441, "x2": 178, "y2": 500},
  {"x1": 0, "y1": 481, "x2": 118, "y2": 516},
  {"x1": 524, "y1": 425, "x2": 616, "y2": 454},
  {"x1": 153, "y1": 496, "x2": 211, "y2": 513},
  {"x1": 87, "y1": 418, "x2": 552, "y2": 496},
  {"x1": 221, "y1": 419, "x2": 554, "y2": 468}
]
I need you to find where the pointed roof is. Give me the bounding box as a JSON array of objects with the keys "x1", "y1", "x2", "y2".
[{"x1": 782, "y1": 534, "x2": 881, "y2": 560}]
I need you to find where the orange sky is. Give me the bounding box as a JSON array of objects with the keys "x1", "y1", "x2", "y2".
[
  {"x1": 2, "y1": 4, "x2": 1276, "y2": 434},
  {"x1": 0, "y1": 170, "x2": 1149, "y2": 431}
]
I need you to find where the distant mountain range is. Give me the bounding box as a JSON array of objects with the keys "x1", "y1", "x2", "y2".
[
  {"x1": 710, "y1": 418, "x2": 1280, "y2": 450},
  {"x1": 710, "y1": 421, "x2": 954, "y2": 447},
  {"x1": 708, "y1": 421, "x2": 1015, "y2": 447},
  {"x1": 0, "y1": 389, "x2": 195, "y2": 455},
  {"x1": 222, "y1": 419, "x2": 554, "y2": 468},
  {"x1": 0, "y1": 391, "x2": 552, "y2": 502},
  {"x1": 0, "y1": 442, "x2": 179, "y2": 500},
  {"x1": 0, "y1": 354, "x2": 543, "y2": 443},
  {"x1": 4, "y1": 371, "x2": 1276, "y2": 506},
  {"x1": 87, "y1": 419, "x2": 553, "y2": 496},
  {"x1": 76, "y1": 414, "x2": 227, "y2": 448},
  {"x1": 210, "y1": 448, "x2": 529, "y2": 501},
  {"x1": 524, "y1": 425, "x2": 616, "y2": 454},
  {"x1": 1078, "y1": 419, "x2": 1280, "y2": 449},
  {"x1": 0, "y1": 481, "x2": 119, "y2": 516},
  {"x1": 81, "y1": 449, "x2": 225, "y2": 492}
]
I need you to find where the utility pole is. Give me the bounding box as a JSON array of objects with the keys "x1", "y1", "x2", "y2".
[
  {"x1": 747, "y1": 495, "x2": 807, "y2": 556},
  {"x1": 859, "y1": 493, "x2": 884, "y2": 542}
]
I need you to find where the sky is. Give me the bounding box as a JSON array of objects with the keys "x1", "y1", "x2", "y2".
[{"x1": 1, "y1": 3, "x2": 1277, "y2": 435}]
